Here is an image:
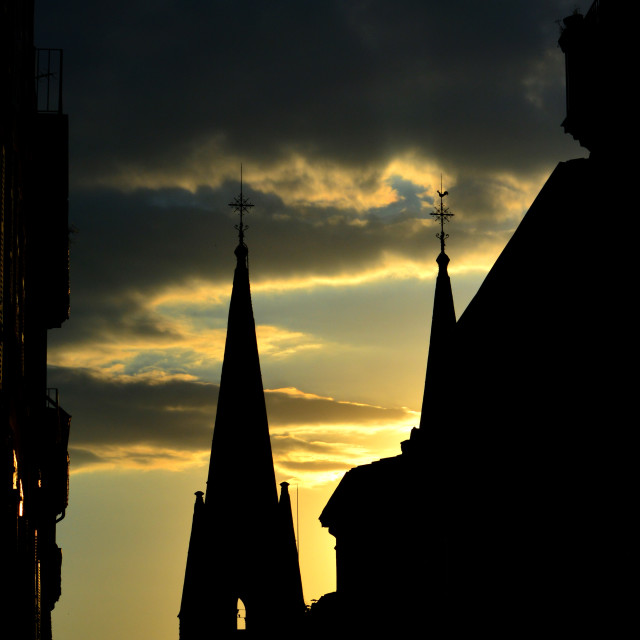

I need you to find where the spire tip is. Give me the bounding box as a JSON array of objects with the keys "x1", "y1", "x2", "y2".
[
  {"x1": 228, "y1": 165, "x2": 254, "y2": 250},
  {"x1": 431, "y1": 178, "x2": 454, "y2": 254}
]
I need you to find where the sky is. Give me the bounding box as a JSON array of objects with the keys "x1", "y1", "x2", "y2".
[{"x1": 34, "y1": 1, "x2": 588, "y2": 638}]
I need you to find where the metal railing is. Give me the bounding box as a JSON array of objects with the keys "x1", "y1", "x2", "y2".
[
  {"x1": 46, "y1": 387, "x2": 60, "y2": 409},
  {"x1": 35, "y1": 48, "x2": 63, "y2": 113}
]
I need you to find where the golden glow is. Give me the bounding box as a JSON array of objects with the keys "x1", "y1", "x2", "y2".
[
  {"x1": 145, "y1": 243, "x2": 507, "y2": 304},
  {"x1": 148, "y1": 256, "x2": 441, "y2": 305},
  {"x1": 79, "y1": 145, "x2": 546, "y2": 225},
  {"x1": 89, "y1": 147, "x2": 400, "y2": 212},
  {"x1": 67, "y1": 385, "x2": 418, "y2": 486},
  {"x1": 271, "y1": 418, "x2": 416, "y2": 488},
  {"x1": 237, "y1": 599, "x2": 246, "y2": 631},
  {"x1": 267, "y1": 386, "x2": 411, "y2": 413},
  {"x1": 68, "y1": 417, "x2": 414, "y2": 486},
  {"x1": 69, "y1": 444, "x2": 211, "y2": 474},
  {"x1": 267, "y1": 386, "x2": 330, "y2": 401},
  {"x1": 383, "y1": 153, "x2": 454, "y2": 201},
  {"x1": 466, "y1": 169, "x2": 550, "y2": 224},
  {"x1": 47, "y1": 323, "x2": 323, "y2": 377},
  {"x1": 47, "y1": 235, "x2": 509, "y2": 384},
  {"x1": 256, "y1": 327, "x2": 324, "y2": 358},
  {"x1": 246, "y1": 153, "x2": 399, "y2": 211},
  {"x1": 13, "y1": 450, "x2": 18, "y2": 489}
]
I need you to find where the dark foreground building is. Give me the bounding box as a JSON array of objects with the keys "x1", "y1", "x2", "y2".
[
  {"x1": 317, "y1": 1, "x2": 624, "y2": 636},
  {"x1": 1, "y1": 2, "x2": 71, "y2": 640},
  {"x1": 179, "y1": 185, "x2": 305, "y2": 638}
]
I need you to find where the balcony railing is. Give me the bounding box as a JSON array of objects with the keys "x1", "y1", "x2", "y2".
[
  {"x1": 44, "y1": 388, "x2": 71, "y2": 517},
  {"x1": 35, "y1": 48, "x2": 63, "y2": 114}
]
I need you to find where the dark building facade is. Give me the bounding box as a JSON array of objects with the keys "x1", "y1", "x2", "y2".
[
  {"x1": 317, "y1": 0, "x2": 623, "y2": 636},
  {"x1": 558, "y1": 0, "x2": 614, "y2": 157},
  {"x1": 1, "y1": 3, "x2": 71, "y2": 640},
  {"x1": 179, "y1": 189, "x2": 304, "y2": 637}
]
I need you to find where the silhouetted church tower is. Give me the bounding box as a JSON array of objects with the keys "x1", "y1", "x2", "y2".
[
  {"x1": 179, "y1": 176, "x2": 304, "y2": 638},
  {"x1": 317, "y1": 185, "x2": 456, "y2": 635},
  {"x1": 319, "y1": 2, "x2": 624, "y2": 635},
  {"x1": 418, "y1": 183, "x2": 456, "y2": 431}
]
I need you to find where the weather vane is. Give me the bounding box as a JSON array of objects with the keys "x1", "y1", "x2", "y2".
[
  {"x1": 228, "y1": 164, "x2": 253, "y2": 245},
  {"x1": 431, "y1": 175, "x2": 453, "y2": 253}
]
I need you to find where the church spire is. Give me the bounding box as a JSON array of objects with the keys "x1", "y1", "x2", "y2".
[
  {"x1": 205, "y1": 172, "x2": 277, "y2": 518},
  {"x1": 178, "y1": 492, "x2": 207, "y2": 638},
  {"x1": 417, "y1": 180, "x2": 456, "y2": 431},
  {"x1": 179, "y1": 175, "x2": 304, "y2": 637},
  {"x1": 276, "y1": 482, "x2": 306, "y2": 625}
]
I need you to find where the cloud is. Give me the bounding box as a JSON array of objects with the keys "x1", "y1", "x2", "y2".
[
  {"x1": 32, "y1": 2, "x2": 597, "y2": 633},
  {"x1": 48, "y1": 312, "x2": 322, "y2": 376},
  {"x1": 50, "y1": 172, "x2": 539, "y2": 389},
  {"x1": 63, "y1": 173, "x2": 536, "y2": 305},
  {"x1": 51, "y1": 367, "x2": 416, "y2": 482},
  {"x1": 38, "y1": 0, "x2": 590, "y2": 493},
  {"x1": 37, "y1": 0, "x2": 583, "y2": 192},
  {"x1": 265, "y1": 387, "x2": 413, "y2": 426}
]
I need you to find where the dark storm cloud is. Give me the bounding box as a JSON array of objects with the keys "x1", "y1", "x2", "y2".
[
  {"x1": 270, "y1": 435, "x2": 345, "y2": 457},
  {"x1": 50, "y1": 366, "x2": 219, "y2": 449},
  {"x1": 67, "y1": 180, "x2": 514, "y2": 295},
  {"x1": 35, "y1": 0, "x2": 582, "y2": 184},
  {"x1": 265, "y1": 391, "x2": 410, "y2": 426},
  {"x1": 51, "y1": 179, "x2": 514, "y2": 359},
  {"x1": 50, "y1": 367, "x2": 413, "y2": 470},
  {"x1": 66, "y1": 185, "x2": 231, "y2": 296},
  {"x1": 37, "y1": 0, "x2": 589, "y2": 472}
]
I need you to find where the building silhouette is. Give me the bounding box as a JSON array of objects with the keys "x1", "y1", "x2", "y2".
[
  {"x1": 179, "y1": 183, "x2": 305, "y2": 637},
  {"x1": 316, "y1": 0, "x2": 622, "y2": 635},
  {"x1": 1, "y1": 2, "x2": 71, "y2": 640},
  {"x1": 316, "y1": 189, "x2": 455, "y2": 636}
]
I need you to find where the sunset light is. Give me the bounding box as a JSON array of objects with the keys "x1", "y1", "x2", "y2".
[{"x1": 4, "y1": 1, "x2": 597, "y2": 639}]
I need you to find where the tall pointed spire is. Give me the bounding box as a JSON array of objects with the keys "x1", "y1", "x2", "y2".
[
  {"x1": 276, "y1": 482, "x2": 306, "y2": 626},
  {"x1": 178, "y1": 492, "x2": 207, "y2": 638},
  {"x1": 207, "y1": 171, "x2": 274, "y2": 513},
  {"x1": 179, "y1": 173, "x2": 304, "y2": 638},
  {"x1": 418, "y1": 181, "x2": 456, "y2": 431}
]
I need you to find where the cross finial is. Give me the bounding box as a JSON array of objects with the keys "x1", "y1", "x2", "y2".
[
  {"x1": 431, "y1": 174, "x2": 453, "y2": 254},
  {"x1": 228, "y1": 164, "x2": 254, "y2": 246}
]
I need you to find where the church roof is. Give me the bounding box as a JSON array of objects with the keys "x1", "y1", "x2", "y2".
[{"x1": 319, "y1": 455, "x2": 407, "y2": 536}]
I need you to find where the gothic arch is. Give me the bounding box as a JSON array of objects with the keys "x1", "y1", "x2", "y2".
[{"x1": 236, "y1": 597, "x2": 247, "y2": 631}]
